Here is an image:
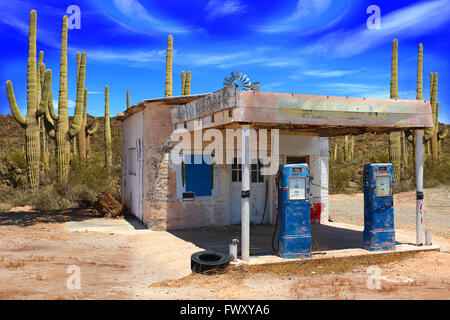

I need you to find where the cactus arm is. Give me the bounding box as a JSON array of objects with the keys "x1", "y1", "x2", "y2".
[
  {"x1": 5, "y1": 81, "x2": 26, "y2": 128},
  {"x1": 184, "y1": 71, "x2": 191, "y2": 95},
  {"x1": 86, "y1": 120, "x2": 98, "y2": 135},
  {"x1": 43, "y1": 107, "x2": 56, "y2": 139},
  {"x1": 76, "y1": 52, "x2": 80, "y2": 85},
  {"x1": 181, "y1": 71, "x2": 186, "y2": 96},
  {"x1": 83, "y1": 88, "x2": 88, "y2": 125},
  {"x1": 438, "y1": 127, "x2": 448, "y2": 140},
  {"x1": 47, "y1": 90, "x2": 58, "y2": 120},
  {"x1": 37, "y1": 51, "x2": 43, "y2": 105},
  {"x1": 424, "y1": 73, "x2": 434, "y2": 141},
  {"x1": 126, "y1": 89, "x2": 130, "y2": 109},
  {"x1": 68, "y1": 52, "x2": 86, "y2": 139},
  {"x1": 36, "y1": 69, "x2": 52, "y2": 117},
  {"x1": 416, "y1": 44, "x2": 423, "y2": 100}
]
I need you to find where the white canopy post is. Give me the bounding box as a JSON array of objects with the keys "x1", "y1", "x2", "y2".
[
  {"x1": 415, "y1": 129, "x2": 424, "y2": 245},
  {"x1": 241, "y1": 125, "x2": 250, "y2": 260}
]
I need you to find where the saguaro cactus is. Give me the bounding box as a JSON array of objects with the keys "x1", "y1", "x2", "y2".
[
  {"x1": 85, "y1": 118, "x2": 98, "y2": 160},
  {"x1": 344, "y1": 135, "x2": 349, "y2": 161},
  {"x1": 76, "y1": 78, "x2": 87, "y2": 161},
  {"x1": 181, "y1": 71, "x2": 186, "y2": 95},
  {"x1": 181, "y1": 70, "x2": 192, "y2": 95},
  {"x1": 424, "y1": 72, "x2": 438, "y2": 160},
  {"x1": 44, "y1": 16, "x2": 85, "y2": 183},
  {"x1": 406, "y1": 43, "x2": 423, "y2": 146},
  {"x1": 388, "y1": 39, "x2": 401, "y2": 184},
  {"x1": 5, "y1": 10, "x2": 52, "y2": 188},
  {"x1": 126, "y1": 89, "x2": 130, "y2": 109},
  {"x1": 105, "y1": 85, "x2": 112, "y2": 172},
  {"x1": 436, "y1": 102, "x2": 447, "y2": 158},
  {"x1": 184, "y1": 71, "x2": 192, "y2": 96},
  {"x1": 350, "y1": 136, "x2": 355, "y2": 161},
  {"x1": 165, "y1": 35, "x2": 173, "y2": 97}
]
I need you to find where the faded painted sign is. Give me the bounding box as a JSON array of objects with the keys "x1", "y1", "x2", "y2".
[{"x1": 277, "y1": 98, "x2": 413, "y2": 121}]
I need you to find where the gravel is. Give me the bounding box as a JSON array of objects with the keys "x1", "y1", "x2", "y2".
[{"x1": 329, "y1": 186, "x2": 450, "y2": 238}]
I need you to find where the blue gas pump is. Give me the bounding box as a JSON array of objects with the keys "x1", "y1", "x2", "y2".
[
  {"x1": 363, "y1": 163, "x2": 396, "y2": 251},
  {"x1": 277, "y1": 164, "x2": 312, "y2": 258}
]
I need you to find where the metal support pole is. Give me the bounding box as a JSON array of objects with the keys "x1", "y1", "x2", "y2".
[
  {"x1": 415, "y1": 130, "x2": 424, "y2": 245},
  {"x1": 241, "y1": 125, "x2": 250, "y2": 260}
]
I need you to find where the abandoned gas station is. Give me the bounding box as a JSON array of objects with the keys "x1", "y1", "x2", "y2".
[{"x1": 120, "y1": 85, "x2": 434, "y2": 261}]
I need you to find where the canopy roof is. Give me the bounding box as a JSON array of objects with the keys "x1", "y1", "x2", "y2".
[{"x1": 123, "y1": 87, "x2": 433, "y2": 137}]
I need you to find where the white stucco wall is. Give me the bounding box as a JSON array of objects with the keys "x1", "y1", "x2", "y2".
[
  {"x1": 273, "y1": 135, "x2": 329, "y2": 224},
  {"x1": 122, "y1": 112, "x2": 143, "y2": 219}
]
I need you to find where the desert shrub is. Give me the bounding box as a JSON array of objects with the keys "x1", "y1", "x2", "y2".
[
  {"x1": 424, "y1": 155, "x2": 450, "y2": 188},
  {"x1": 0, "y1": 149, "x2": 28, "y2": 187},
  {"x1": 329, "y1": 166, "x2": 352, "y2": 194},
  {"x1": 20, "y1": 186, "x2": 76, "y2": 211}
]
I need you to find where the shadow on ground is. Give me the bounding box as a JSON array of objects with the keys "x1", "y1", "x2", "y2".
[
  {"x1": 169, "y1": 223, "x2": 372, "y2": 255},
  {"x1": 0, "y1": 208, "x2": 103, "y2": 227}
]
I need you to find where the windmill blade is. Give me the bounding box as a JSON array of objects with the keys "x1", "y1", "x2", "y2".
[{"x1": 223, "y1": 71, "x2": 252, "y2": 90}]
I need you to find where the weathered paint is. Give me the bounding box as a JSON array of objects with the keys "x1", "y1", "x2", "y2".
[
  {"x1": 363, "y1": 163, "x2": 396, "y2": 251},
  {"x1": 140, "y1": 102, "x2": 229, "y2": 230},
  {"x1": 278, "y1": 164, "x2": 312, "y2": 259},
  {"x1": 234, "y1": 91, "x2": 433, "y2": 133},
  {"x1": 309, "y1": 203, "x2": 322, "y2": 223},
  {"x1": 122, "y1": 111, "x2": 143, "y2": 219}
]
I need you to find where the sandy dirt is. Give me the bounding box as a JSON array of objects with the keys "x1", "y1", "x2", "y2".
[{"x1": 0, "y1": 188, "x2": 449, "y2": 300}]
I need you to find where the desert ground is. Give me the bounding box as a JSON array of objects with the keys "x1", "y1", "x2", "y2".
[{"x1": 0, "y1": 187, "x2": 449, "y2": 300}]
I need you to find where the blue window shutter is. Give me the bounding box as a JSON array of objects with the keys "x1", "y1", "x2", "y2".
[{"x1": 185, "y1": 154, "x2": 212, "y2": 196}]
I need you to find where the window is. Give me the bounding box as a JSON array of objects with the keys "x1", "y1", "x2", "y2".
[
  {"x1": 231, "y1": 158, "x2": 264, "y2": 183},
  {"x1": 128, "y1": 148, "x2": 136, "y2": 175},
  {"x1": 251, "y1": 160, "x2": 264, "y2": 183},
  {"x1": 286, "y1": 156, "x2": 308, "y2": 165},
  {"x1": 231, "y1": 158, "x2": 242, "y2": 182},
  {"x1": 184, "y1": 154, "x2": 213, "y2": 197}
]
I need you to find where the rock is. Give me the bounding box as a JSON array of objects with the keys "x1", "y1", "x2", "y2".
[{"x1": 93, "y1": 192, "x2": 123, "y2": 218}]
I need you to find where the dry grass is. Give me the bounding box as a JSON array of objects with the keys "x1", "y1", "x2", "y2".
[
  {"x1": 152, "y1": 251, "x2": 418, "y2": 288},
  {"x1": 380, "y1": 284, "x2": 398, "y2": 294},
  {"x1": 6, "y1": 259, "x2": 25, "y2": 269}
]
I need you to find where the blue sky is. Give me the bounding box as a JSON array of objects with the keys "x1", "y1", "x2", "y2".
[{"x1": 1, "y1": 0, "x2": 449, "y2": 122}]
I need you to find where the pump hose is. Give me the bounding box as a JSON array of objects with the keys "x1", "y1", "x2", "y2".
[
  {"x1": 271, "y1": 209, "x2": 279, "y2": 251},
  {"x1": 271, "y1": 172, "x2": 281, "y2": 251},
  {"x1": 259, "y1": 179, "x2": 269, "y2": 225}
]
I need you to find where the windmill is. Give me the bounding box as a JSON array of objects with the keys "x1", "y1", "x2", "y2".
[{"x1": 223, "y1": 72, "x2": 255, "y2": 91}]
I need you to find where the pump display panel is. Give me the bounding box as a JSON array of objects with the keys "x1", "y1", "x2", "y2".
[
  {"x1": 288, "y1": 177, "x2": 306, "y2": 200},
  {"x1": 375, "y1": 175, "x2": 391, "y2": 197}
]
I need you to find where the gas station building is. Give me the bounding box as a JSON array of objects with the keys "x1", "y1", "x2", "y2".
[{"x1": 120, "y1": 86, "x2": 433, "y2": 260}]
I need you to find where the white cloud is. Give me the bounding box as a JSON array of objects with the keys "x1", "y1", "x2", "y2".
[
  {"x1": 256, "y1": 0, "x2": 336, "y2": 33},
  {"x1": 83, "y1": 48, "x2": 165, "y2": 64},
  {"x1": 0, "y1": 1, "x2": 60, "y2": 48},
  {"x1": 288, "y1": 0, "x2": 331, "y2": 21},
  {"x1": 181, "y1": 49, "x2": 303, "y2": 69},
  {"x1": 303, "y1": 0, "x2": 450, "y2": 57},
  {"x1": 205, "y1": 0, "x2": 246, "y2": 19},
  {"x1": 111, "y1": 0, "x2": 189, "y2": 33},
  {"x1": 53, "y1": 99, "x2": 77, "y2": 111},
  {"x1": 302, "y1": 69, "x2": 358, "y2": 78}
]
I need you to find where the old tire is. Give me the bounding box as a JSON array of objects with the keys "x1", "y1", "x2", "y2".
[{"x1": 191, "y1": 251, "x2": 230, "y2": 274}]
